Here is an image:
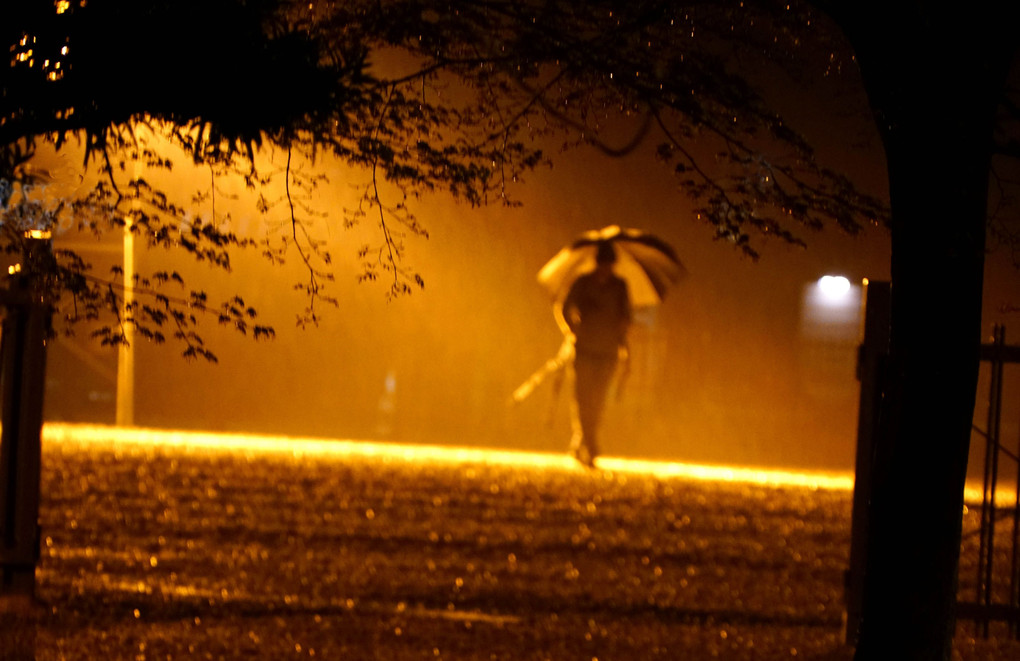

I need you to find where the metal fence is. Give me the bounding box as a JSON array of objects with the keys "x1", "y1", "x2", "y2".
[
  {"x1": 844, "y1": 284, "x2": 1020, "y2": 642},
  {"x1": 958, "y1": 325, "x2": 1020, "y2": 638}
]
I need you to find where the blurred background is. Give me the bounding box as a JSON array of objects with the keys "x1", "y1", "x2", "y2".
[{"x1": 33, "y1": 123, "x2": 1020, "y2": 474}]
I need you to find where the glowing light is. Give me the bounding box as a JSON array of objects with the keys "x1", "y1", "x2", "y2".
[
  {"x1": 56, "y1": 1, "x2": 71, "y2": 14},
  {"x1": 803, "y1": 274, "x2": 861, "y2": 339},
  {"x1": 817, "y1": 275, "x2": 851, "y2": 300},
  {"x1": 25, "y1": 229, "x2": 52, "y2": 239},
  {"x1": 42, "y1": 423, "x2": 855, "y2": 491},
  {"x1": 597, "y1": 457, "x2": 853, "y2": 490},
  {"x1": 44, "y1": 423, "x2": 597, "y2": 470},
  {"x1": 8, "y1": 264, "x2": 22, "y2": 275}
]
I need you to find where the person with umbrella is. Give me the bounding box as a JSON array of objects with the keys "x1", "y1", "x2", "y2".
[
  {"x1": 519, "y1": 225, "x2": 684, "y2": 468},
  {"x1": 555, "y1": 240, "x2": 632, "y2": 468}
]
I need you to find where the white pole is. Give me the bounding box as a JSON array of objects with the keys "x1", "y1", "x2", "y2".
[
  {"x1": 116, "y1": 151, "x2": 138, "y2": 427},
  {"x1": 116, "y1": 222, "x2": 134, "y2": 427}
]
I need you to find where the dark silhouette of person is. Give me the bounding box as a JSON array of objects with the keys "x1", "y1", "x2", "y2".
[{"x1": 554, "y1": 241, "x2": 631, "y2": 467}]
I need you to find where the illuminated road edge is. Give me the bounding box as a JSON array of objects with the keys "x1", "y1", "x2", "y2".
[{"x1": 42, "y1": 423, "x2": 855, "y2": 491}]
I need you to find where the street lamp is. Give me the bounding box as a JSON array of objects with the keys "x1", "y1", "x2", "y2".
[
  {"x1": 803, "y1": 274, "x2": 862, "y2": 334},
  {"x1": 818, "y1": 275, "x2": 852, "y2": 302}
]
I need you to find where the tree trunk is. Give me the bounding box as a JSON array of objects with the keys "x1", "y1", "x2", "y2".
[
  {"x1": 826, "y1": 4, "x2": 1017, "y2": 659},
  {"x1": 854, "y1": 112, "x2": 990, "y2": 660}
]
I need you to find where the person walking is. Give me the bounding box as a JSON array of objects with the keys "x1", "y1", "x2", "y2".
[{"x1": 554, "y1": 241, "x2": 631, "y2": 468}]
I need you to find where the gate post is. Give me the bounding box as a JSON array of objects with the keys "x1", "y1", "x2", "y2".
[
  {"x1": 0, "y1": 234, "x2": 52, "y2": 598},
  {"x1": 845, "y1": 280, "x2": 891, "y2": 644}
]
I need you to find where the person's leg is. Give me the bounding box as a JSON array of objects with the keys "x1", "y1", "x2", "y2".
[
  {"x1": 567, "y1": 361, "x2": 588, "y2": 463},
  {"x1": 570, "y1": 353, "x2": 617, "y2": 465}
]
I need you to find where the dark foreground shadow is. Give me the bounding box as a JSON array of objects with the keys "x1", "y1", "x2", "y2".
[
  {"x1": 15, "y1": 589, "x2": 860, "y2": 661},
  {"x1": 0, "y1": 595, "x2": 41, "y2": 661}
]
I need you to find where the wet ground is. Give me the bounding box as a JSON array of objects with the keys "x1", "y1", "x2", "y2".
[{"x1": 3, "y1": 429, "x2": 1019, "y2": 660}]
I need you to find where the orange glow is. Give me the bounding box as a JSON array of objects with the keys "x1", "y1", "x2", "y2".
[
  {"x1": 42, "y1": 423, "x2": 854, "y2": 491},
  {"x1": 597, "y1": 457, "x2": 853, "y2": 490},
  {"x1": 42, "y1": 424, "x2": 1013, "y2": 505}
]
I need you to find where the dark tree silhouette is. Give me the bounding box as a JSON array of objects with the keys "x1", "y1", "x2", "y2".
[
  {"x1": 2, "y1": 0, "x2": 539, "y2": 357},
  {"x1": 818, "y1": 3, "x2": 1018, "y2": 658},
  {"x1": 5, "y1": 1, "x2": 1020, "y2": 657}
]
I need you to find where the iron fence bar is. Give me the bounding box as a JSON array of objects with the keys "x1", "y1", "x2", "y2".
[
  {"x1": 977, "y1": 325, "x2": 1005, "y2": 637},
  {"x1": 998, "y1": 445, "x2": 1020, "y2": 465},
  {"x1": 955, "y1": 327, "x2": 1020, "y2": 636},
  {"x1": 989, "y1": 326, "x2": 1006, "y2": 635},
  {"x1": 979, "y1": 342, "x2": 1020, "y2": 362},
  {"x1": 961, "y1": 509, "x2": 1016, "y2": 542},
  {"x1": 1013, "y1": 420, "x2": 1020, "y2": 639}
]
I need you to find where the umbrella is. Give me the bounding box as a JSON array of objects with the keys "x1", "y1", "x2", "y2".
[
  {"x1": 512, "y1": 226, "x2": 684, "y2": 407},
  {"x1": 537, "y1": 225, "x2": 686, "y2": 309}
]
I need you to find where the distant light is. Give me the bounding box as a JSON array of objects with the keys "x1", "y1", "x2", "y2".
[
  {"x1": 8, "y1": 264, "x2": 21, "y2": 275},
  {"x1": 817, "y1": 275, "x2": 851, "y2": 301},
  {"x1": 24, "y1": 229, "x2": 52, "y2": 240},
  {"x1": 802, "y1": 274, "x2": 861, "y2": 337}
]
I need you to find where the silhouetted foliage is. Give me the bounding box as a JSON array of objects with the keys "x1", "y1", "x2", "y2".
[
  {"x1": 3, "y1": 0, "x2": 893, "y2": 360},
  {"x1": 1, "y1": 0, "x2": 542, "y2": 356},
  {"x1": 393, "y1": 0, "x2": 890, "y2": 250}
]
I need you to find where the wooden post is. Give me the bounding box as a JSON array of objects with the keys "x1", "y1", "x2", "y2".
[
  {"x1": 0, "y1": 236, "x2": 52, "y2": 598},
  {"x1": 845, "y1": 280, "x2": 891, "y2": 645}
]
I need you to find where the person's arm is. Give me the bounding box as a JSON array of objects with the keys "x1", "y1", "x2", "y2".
[
  {"x1": 556, "y1": 281, "x2": 581, "y2": 341},
  {"x1": 553, "y1": 300, "x2": 572, "y2": 339}
]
